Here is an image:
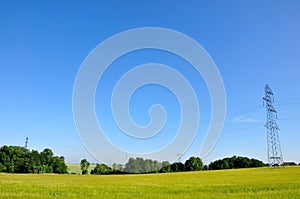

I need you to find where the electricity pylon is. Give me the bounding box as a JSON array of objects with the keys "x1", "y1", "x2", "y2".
[{"x1": 263, "y1": 84, "x2": 283, "y2": 166}]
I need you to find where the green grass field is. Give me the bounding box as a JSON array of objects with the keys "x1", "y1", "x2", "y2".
[{"x1": 0, "y1": 166, "x2": 299, "y2": 198}]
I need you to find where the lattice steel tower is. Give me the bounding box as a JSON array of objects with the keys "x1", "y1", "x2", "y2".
[
  {"x1": 25, "y1": 137, "x2": 28, "y2": 149},
  {"x1": 263, "y1": 85, "x2": 283, "y2": 166}
]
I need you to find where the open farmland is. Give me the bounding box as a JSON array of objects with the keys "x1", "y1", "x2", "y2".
[{"x1": 0, "y1": 166, "x2": 299, "y2": 198}]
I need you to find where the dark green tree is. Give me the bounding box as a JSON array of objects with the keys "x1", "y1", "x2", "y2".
[
  {"x1": 209, "y1": 156, "x2": 265, "y2": 170},
  {"x1": 0, "y1": 145, "x2": 68, "y2": 174},
  {"x1": 51, "y1": 156, "x2": 68, "y2": 174},
  {"x1": 91, "y1": 164, "x2": 112, "y2": 175},
  {"x1": 0, "y1": 163, "x2": 5, "y2": 172},
  {"x1": 125, "y1": 157, "x2": 136, "y2": 173},
  {"x1": 170, "y1": 162, "x2": 185, "y2": 172},
  {"x1": 80, "y1": 159, "x2": 90, "y2": 174},
  {"x1": 29, "y1": 150, "x2": 41, "y2": 173},
  {"x1": 40, "y1": 148, "x2": 54, "y2": 173},
  {"x1": 40, "y1": 148, "x2": 53, "y2": 165},
  {"x1": 153, "y1": 160, "x2": 160, "y2": 173},
  {"x1": 184, "y1": 157, "x2": 203, "y2": 171},
  {"x1": 144, "y1": 159, "x2": 153, "y2": 173},
  {"x1": 160, "y1": 161, "x2": 171, "y2": 173}
]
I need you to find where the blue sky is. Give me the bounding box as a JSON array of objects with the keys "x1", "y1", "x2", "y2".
[{"x1": 1, "y1": 1, "x2": 300, "y2": 164}]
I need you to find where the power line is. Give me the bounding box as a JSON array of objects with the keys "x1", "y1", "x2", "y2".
[
  {"x1": 222, "y1": 123, "x2": 262, "y2": 135},
  {"x1": 275, "y1": 97, "x2": 300, "y2": 103},
  {"x1": 278, "y1": 116, "x2": 300, "y2": 121}
]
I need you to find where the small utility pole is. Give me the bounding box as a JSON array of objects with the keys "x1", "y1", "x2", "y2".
[{"x1": 25, "y1": 137, "x2": 28, "y2": 149}]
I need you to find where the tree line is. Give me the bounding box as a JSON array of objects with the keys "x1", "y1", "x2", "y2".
[
  {"x1": 82, "y1": 156, "x2": 265, "y2": 175},
  {"x1": 208, "y1": 156, "x2": 265, "y2": 170},
  {"x1": 87, "y1": 157, "x2": 203, "y2": 174},
  {"x1": 0, "y1": 145, "x2": 271, "y2": 175},
  {"x1": 0, "y1": 145, "x2": 68, "y2": 174}
]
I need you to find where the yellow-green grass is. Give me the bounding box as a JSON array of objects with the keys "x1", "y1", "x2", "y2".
[{"x1": 0, "y1": 166, "x2": 299, "y2": 198}]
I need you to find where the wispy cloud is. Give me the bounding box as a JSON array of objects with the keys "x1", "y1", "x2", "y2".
[{"x1": 232, "y1": 116, "x2": 261, "y2": 123}]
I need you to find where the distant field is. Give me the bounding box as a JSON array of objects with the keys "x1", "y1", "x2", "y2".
[
  {"x1": 66, "y1": 163, "x2": 96, "y2": 174},
  {"x1": 0, "y1": 166, "x2": 299, "y2": 198}
]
